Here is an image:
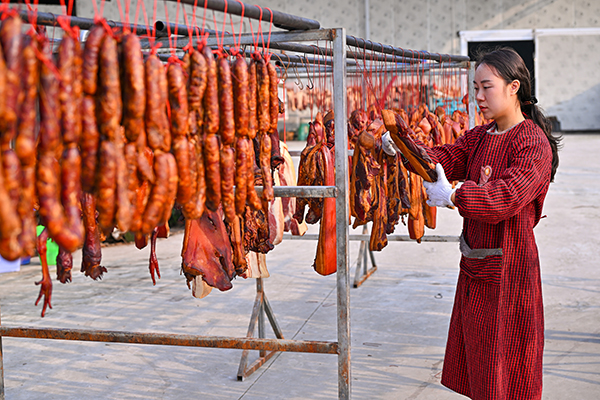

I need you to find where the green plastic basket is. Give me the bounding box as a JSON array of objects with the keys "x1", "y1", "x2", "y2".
[{"x1": 36, "y1": 226, "x2": 59, "y2": 266}]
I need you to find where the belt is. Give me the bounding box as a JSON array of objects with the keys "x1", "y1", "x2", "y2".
[{"x1": 459, "y1": 234, "x2": 503, "y2": 259}]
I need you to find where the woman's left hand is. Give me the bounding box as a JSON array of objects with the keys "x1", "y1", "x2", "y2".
[{"x1": 423, "y1": 164, "x2": 456, "y2": 207}]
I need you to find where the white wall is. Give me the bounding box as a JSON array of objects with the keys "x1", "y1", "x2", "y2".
[{"x1": 73, "y1": 0, "x2": 600, "y2": 131}]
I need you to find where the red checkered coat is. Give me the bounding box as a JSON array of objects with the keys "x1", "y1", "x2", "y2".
[{"x1": 427, "y1": 119, "x2": 552, "y2": 399}]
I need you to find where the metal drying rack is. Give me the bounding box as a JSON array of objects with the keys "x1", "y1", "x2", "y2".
[{"x1": 0, "y1": 2, "x2": 471, "y2": 399}]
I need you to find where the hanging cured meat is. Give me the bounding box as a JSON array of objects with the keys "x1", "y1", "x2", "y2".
[
  {"x1": 313, "y1": 143, "x2": 336, "y2": 276},
  {"x1": 181, "y1": 210, "x2": 235, "y2": 291},
  {"x1": 382, "y1": 109, "x2": 437, "y2": 182}
]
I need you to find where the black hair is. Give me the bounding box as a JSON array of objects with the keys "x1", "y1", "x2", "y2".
[{"x1": 475, "y1": 47, "x2": 561, "y2": 182}]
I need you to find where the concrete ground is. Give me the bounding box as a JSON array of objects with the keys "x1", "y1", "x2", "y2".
[{"x1": 0, "y1": 134, "x2": 598, "y2": 399}]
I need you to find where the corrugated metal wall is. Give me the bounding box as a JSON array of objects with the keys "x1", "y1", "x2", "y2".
[{"x1": 70, "y1": 0, "x2": 599, "y2": 130}]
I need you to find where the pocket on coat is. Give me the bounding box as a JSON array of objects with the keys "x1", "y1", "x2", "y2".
[{"x1": 459, "y1": 254, "x2": 502, "y2": 285}]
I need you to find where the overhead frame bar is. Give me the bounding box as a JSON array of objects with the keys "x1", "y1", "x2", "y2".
[
  {"x1": 175, "y1": 0, "x2": 320, "y2": 31},
  {"x1": 2, "y1": 9, "x2": 166, "y2": 37},
  {"x1": 346, "y1": 35, "x2": 470, "y2": 63}
]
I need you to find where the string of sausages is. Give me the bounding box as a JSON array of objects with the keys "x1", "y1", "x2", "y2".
[{"x1": 0, "y1": 13, "x2": 285, "y2": 316}]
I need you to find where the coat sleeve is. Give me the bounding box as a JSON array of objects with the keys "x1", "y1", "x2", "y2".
[
  {"x1": 428, "y1": 131, "x2": 473, "y2": 182},
  {"x1": 454, "y1": 127, "x2": 552, "y2": 225},
  {"x1": 404, "y1": 125, "x2": 485, "y2": 182}
]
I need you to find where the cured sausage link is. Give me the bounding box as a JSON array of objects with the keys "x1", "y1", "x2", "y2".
[
  {"x1": 81, "y1": 193, "x2": 107, "y2": 280},
  {"x1": 60, "y1": 145, "x2": 84, "y2": 250},
  {"x1": 80, "y1": 96, "x2": 100, "y2": 193},
  {"x1": 0, "y1": 15, "x2": 23, "y2": 145},
  {"x1": 218, "y1": 58, "x2": 235, "y2": 147},
  {"x1": 121, "y1": 33, "x2": 146, "y2": 142},
  {"x1": 95, "y1": 141, "x2": 117, "y2": 234},
  {"x1": 97, "y1": 35, "x2": 122, "y2": 142},
  {"x1": 82, "y1": 25, "x2": 105, "y2": 96},
  {"x1": 141, "y1": 152, "x2": 170, "y2": 235},
  {"x1": 145, "y1": 54, "x2": 171, "y2": 152},
  {"x1": 203, "y1": 134, "x2": 221, "y2": 212},
  {"x1": 167, "y1": 63, "x2": 189, "y2": 138}
]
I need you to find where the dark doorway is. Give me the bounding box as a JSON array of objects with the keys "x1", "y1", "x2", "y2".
[{"x1": 468, "y1": 40, "x2": 535, "y2": 96}]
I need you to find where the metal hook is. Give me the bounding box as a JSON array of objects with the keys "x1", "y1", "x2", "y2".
[
  {"x1": 301, "y1": 56, "x2": 314, "y2": 90},
  {"x1": 292, "y1": 61, "x2": 304, "y2": 90},
  {"x1": 270, "y1": 52, "x2": 290, "y2": 82}
]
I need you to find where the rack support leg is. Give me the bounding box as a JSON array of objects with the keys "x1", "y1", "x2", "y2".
[
  {"x1": 353, "y1": 224, "x2": 378, "y2": 288},
  {"x1": 237, "y1": 278, "x2": 284, "y2": 381}
]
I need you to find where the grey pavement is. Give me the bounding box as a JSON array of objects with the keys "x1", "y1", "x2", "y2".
[{"x1": 0, "y1": 134, "x2": 598, "y2": 399}]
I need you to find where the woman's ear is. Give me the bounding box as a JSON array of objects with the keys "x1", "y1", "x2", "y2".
[{"x1": 510, "y1": 79, "x2": 521, "y2": 96}]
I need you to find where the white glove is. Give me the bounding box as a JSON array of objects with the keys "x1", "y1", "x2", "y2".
[
  {"x1": 381, "y1": 131, "x2": 401, "y2": 156},
  {"x1": 423, "y1": 163, "x2": 456, "y2": 207}
]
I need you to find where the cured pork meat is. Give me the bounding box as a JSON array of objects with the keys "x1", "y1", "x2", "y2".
[
  {"x1": 278, "y1": 142, "x2": 307, "y2": 236},
  {"x1": 349, "y1": 130, "x2": 380, "y2": 228},
  {"x1": 181, "y1": 210, "x2": 235, "y2": 291},
  {"x1": 382, "y1": 109, "x2": 437, "y2": 182},
  {"x1": 313, "y1": 144, "x2": 336, "y2": 276}
]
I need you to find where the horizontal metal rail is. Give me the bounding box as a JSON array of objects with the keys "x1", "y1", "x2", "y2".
[
  {"x1": 283, "y1": 234, "x2": 460, "y2": 242},
  {"x1": 346, "y1": 35, "x2": 470, "y2": 63},
  {"x1": 3, "y1": 9, "x2": 164, "y2": 37},
  {"x1": 278, "y1": 61, "x2": 469, "y2": 74},
  {"x1": 174, "y1": 0, "x2": 320, "y2": 31},
  {"x1": 255, "y1": 185, "x2": 337, "y2": 198},
  {"x1": 146, "y1": 29, "x2": 425, "y2": 65},
  {"x1": 0, "y1": 327, "x2": 337, "y2": 354}
]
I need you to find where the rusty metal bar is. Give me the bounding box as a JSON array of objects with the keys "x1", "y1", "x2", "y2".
[
  {"x1": 240, "y1": 348, "x2": 278, "y2": 379},
  {"x1": 262, "y1": 293, "x2": 283, "y2": 340},
  {"x1": 0, "y1": 327, "x2": 337, "y2": 354},
  {"x1": 237, "y1": 278, "x2": 285, "y2": 380}
]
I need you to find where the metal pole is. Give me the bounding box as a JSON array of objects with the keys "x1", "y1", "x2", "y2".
[
  {"x1": 346, "y1": 35, "x2": 469, "y2": 63},
  {"x1": 468, "y1": 61, "x2": 476, "y2": 129},
  {"x1": 2, "y1": 9, "x2": 164, "y2": 37},
  {"x1": 333, "y1": 27, "x2": 351, "y2": 400},
  {"x1": 173, "y1": 0, "x2": 320, "y2": 31},
  {"x1": 257, "y1": 279, "x2": 266, "y2": 358}
]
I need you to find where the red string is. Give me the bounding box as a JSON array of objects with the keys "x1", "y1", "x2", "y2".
[
  {"x1": 124, "y1": 0, "x2": 131, "y2": 33},
  {"x1": 33, "y1": 38, "x2": 61, "y2": 81},
  {"x1": 254, "y1": 5, "x2": 264, "y2": 54},
  {"x1": 164, "y1": 0, "x2": 175, "y2": 58},
  {"x1": 23, "y1": 0, "x2": 38, "y2": 33},
  {"x1": 201, "y1": 0, "x2": 209, "y2": 36},
  {"x1": 115, "y1": 0, "x2": 125, "y2": 27},
  {"x1": 133, "y1": 0, "x2": 142, "y2": 35},
  {"x1": 181, "y1": 5, "x2": 194, "y2": 52},
  {"x1": 263, "y1": 7, "x2": 274, "y2": 60},
  {"x1": 138, "y1": 0, "x2": 162, "y2": 55},
  {"x1": 212, "y1": 0, "x2": 229, "y2": 57},
  {"x1": 174, "y1": 0, "x2": 180, "y2": 38},
  {"x1": 227, "y1": 1, "x2": 245, "y2": 56}
]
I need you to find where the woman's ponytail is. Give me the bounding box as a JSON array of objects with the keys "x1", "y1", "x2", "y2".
[{"x1": 522, "y1": 101, "x2": 561, "y2": 182}]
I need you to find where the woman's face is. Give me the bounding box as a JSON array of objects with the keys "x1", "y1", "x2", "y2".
[{"x1": 474, "y1": 63, "x2": 520, "y2": 121}]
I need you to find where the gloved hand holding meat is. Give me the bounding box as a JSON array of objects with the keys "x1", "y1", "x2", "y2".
[{"x1": 422, "y1": 163, "x2": 456, "y2": 207}]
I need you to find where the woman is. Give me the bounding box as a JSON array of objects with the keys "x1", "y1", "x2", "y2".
[{"x1": 385, "y1": 48, "x2": 560, "y2": 399}]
